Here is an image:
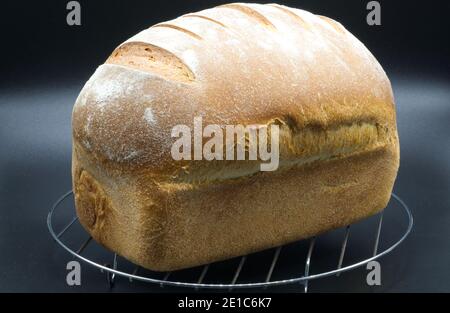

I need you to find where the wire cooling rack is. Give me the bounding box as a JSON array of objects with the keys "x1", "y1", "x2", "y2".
[{"x1": 47, "y1": 191, "x2": 412, "y2": 291}]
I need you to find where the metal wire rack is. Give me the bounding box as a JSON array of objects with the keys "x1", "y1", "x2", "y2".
[{"x1": 47, "y1": 191, "x2": 413, "y2": 291}]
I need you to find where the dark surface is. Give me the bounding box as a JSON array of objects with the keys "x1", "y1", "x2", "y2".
[
  {"x1": 0, "y1": 0, "x2": 449, "y2": 292},
  {"x1": 1, "y1": 75, "x2": 449, "y2": 292}
]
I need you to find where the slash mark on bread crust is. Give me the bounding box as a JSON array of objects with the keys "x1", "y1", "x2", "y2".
[
  {"x1": 316, "y1": 15, "x2": 346, "y2": 34},
  {"x1": 183, "y1": 14, "x2": 228, "y2": 28},
  {"x1": 267, "y1": 4, "x2": 309, "y2": 29},
  {"x1": 107, "y1": 42, "x2": 195, "y2": 82},
  {"x1": 152, "y1": 23, "x2": 203, "y2": 40},
  {"x1": 220, "y1": 3, "x2": 276, "y2": 29}
]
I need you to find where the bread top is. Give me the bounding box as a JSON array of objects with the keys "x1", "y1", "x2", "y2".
[{"x1": 72, "y1": 3, "x2": 397, "y2": 182}]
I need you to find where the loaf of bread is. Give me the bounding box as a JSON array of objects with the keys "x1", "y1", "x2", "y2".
[{"x1": 72, "y1": 3, "x2": 399, "y2": 271}]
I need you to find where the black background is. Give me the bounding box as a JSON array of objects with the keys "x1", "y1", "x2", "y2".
[
  {"x1": 2, "y1": 0, "x2": 449, "y2": 86},
  {"x1": 0, "y1": 0, "x2": 449, "y2": 292}
]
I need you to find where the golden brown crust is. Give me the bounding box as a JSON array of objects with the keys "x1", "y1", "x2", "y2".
[
  {"x1": 71, "y1": 3, "x2": 400, "y2": 271},
  {"x1": 73, "y1": 138, "x2": 398, "y2": 271},
  {"x1": 72, "y1": 3, "x2": 396, "y2": 174}
]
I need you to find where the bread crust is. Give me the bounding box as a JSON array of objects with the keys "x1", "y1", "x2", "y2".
[
  {"x1": 72, "y1": 3, "x2": 399, "y2": 271},
  {"x1": 73, "y1": 139, "x2": 398, "y2": 271}
]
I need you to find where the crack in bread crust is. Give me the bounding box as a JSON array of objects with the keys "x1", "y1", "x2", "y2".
[{"x1": 163, "y1": 121, "x2": 391, "y2": 184}]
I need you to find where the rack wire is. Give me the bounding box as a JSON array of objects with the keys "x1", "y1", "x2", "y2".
[{"x1": 47, "y1": 191, "x2": 412, "y2": 291}]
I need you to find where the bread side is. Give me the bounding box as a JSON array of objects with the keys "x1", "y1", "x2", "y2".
[
  {"x1": 73, "y1": 138, "x2": 398, "y2": 271},
  {"x1": 72, "y1": 3, "x2": 400, "y2": 270}
]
